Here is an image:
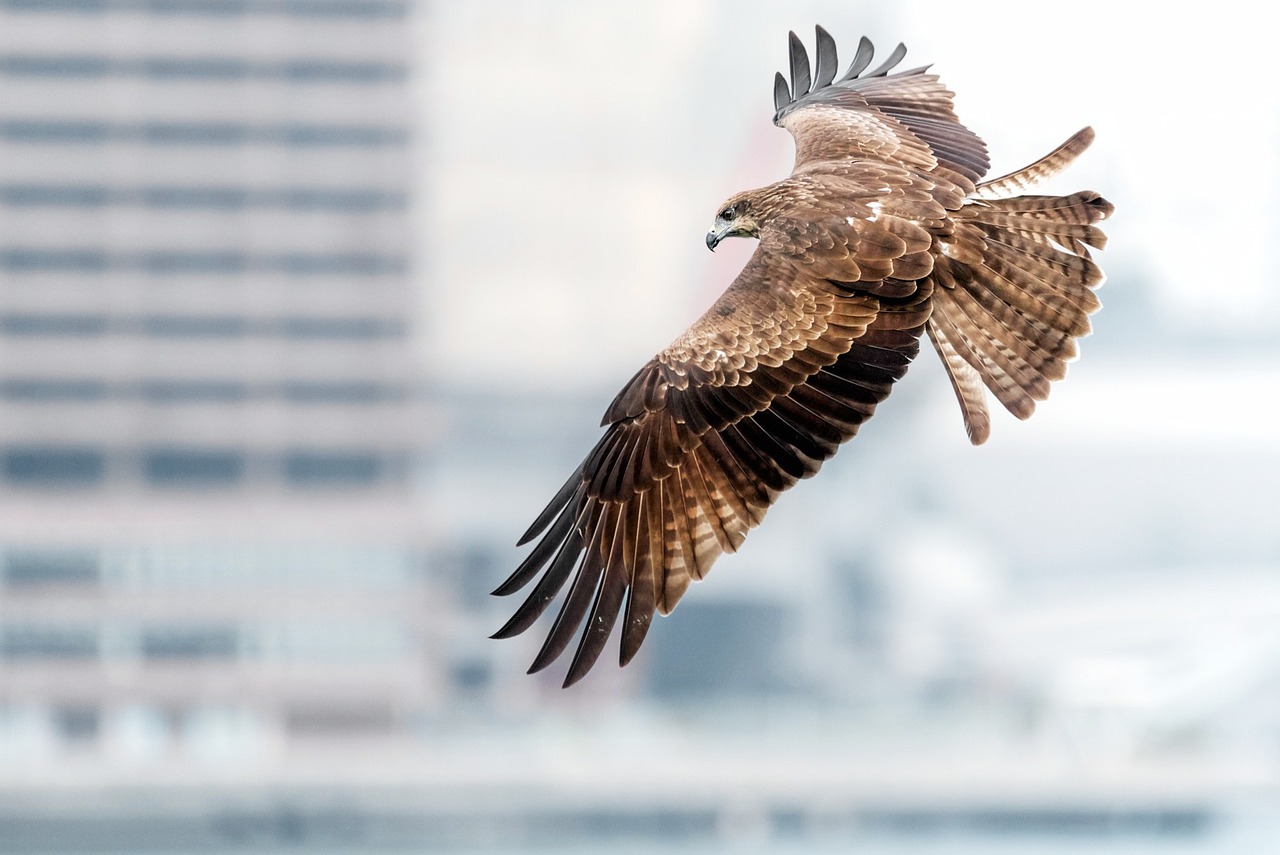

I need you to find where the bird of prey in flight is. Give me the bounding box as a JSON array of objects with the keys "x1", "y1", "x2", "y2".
[{"x1": 493, "y1": 27, "x2": 1113, "y2": 687}]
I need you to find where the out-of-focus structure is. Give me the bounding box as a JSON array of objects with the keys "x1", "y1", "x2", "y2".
[{"x1": 0, "y1": 0, "x2": 441, "y2": 767}]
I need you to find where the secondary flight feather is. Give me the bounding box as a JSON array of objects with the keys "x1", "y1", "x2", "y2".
[{"x1": 493, "y1": 27, "x2": 1113, "y2": 687}]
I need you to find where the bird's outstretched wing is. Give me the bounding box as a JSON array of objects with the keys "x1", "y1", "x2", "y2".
[
  {"x1": 493, "y1": 247, "x2": 933, "y2": 686},
  {"x1": 496, "y1": 28, "x2": 1112, "y2": 686},
  {"x1": 774, "y1": 27, "x2": 989, "y2": 187}
]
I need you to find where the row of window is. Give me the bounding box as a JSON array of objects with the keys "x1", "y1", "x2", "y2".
[
  {"x1": 1, "y1": 0, "x2": 408, "y2": 18},
  {"x1": 0, "y1": 622, "x2": 411, "y2": 661},
  {"x1": 0, "y1": 248, "x2": 406, "y2": 275},
  {"x1": 0, "y1": 119, "x2": 409, "y2": 146},
  {"x1": 0, "y1": 55, "x2": 406, "y2": 83},
  {"x1": 2, "y1": 703, "x2": 407, "y2": 745},
  {"x1": 0, "y1": 314, "x2": 405, "y2": 339},
  {"x1": 2, "y1": 544, "x2": 420, "y2": 589},
  {"x1": 4, "y1": 551, "x2": 98, "y2": 586},
  {"x1": 2, "y1": 447, "x2": 398, "y2": 487},
  {"x1": 0, "y1": 379, "x2": 411, "y2": 403},
  {"x1": 0, "y1": 184, "x2": 408, "y2": 211}
]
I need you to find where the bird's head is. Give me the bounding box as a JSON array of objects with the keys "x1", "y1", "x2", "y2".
[{"x1": 705, "y1": 193, "x2": 761, "y2": 251}]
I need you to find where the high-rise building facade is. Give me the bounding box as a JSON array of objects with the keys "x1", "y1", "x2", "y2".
[{"x1": 0, "y1": 0, "x2": 439, "y2": 764}]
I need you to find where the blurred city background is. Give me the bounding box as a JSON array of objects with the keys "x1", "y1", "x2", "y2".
[{"x1": 1, "y1": 0, "x2": 1278, "y2": 851}]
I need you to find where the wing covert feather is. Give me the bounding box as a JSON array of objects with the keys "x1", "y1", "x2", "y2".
[
  {"x1": 495, "y1": 250, "x2": 931, "y2": 686},
  {"x1": 775, "y1": 29, "x2": 989, "y2": 185}
]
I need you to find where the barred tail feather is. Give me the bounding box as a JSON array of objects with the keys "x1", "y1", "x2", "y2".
[
  {"x1": 970, "y1": 127, "x2": 1096, "y2": 200},
  {"x1": 926, "y1": 320, "x2": 991, "y2": 444},
  {"x1": 929, "y1": 168, "x2": 1113, "y2": 443}
]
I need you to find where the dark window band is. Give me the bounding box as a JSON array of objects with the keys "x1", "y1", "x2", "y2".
[
  {"x1": 0, "y1": 248, "x2": 407, "y2": 275},
  {"x1": 0, "y1": 119, "x2": 409, "y2": 147},
  {"x1": 0, "y1": 313, "x2": 406, "y2": 338},
  {"x1": 0, "y1": 444, "x2": 402, "y2": 488},
  {"x1": 0, "y1": 184, "x2": 408, "y2": 211},
  {"x1": 0, "y1": 378, "x2": 410, "y2": 403},
  {"x1": 0, "y1": 1, "x2": 408, "y2": 18},
  {"x1": 0, "y1": 55, "x2": 406, "y2": 83}
]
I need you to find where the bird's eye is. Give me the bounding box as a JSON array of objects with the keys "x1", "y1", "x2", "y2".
[{"x1": 720, "y1": 206, "x2": 735, "y2": 221}]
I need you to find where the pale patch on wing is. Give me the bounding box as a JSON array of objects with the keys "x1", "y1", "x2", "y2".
[{"x1": 782, "y1": 105, "x2": 937, "y2": 175}]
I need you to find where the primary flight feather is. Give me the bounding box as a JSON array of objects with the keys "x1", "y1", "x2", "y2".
[{"x1": 494, "y1": 27, "x2": 1113, "y2": 687}]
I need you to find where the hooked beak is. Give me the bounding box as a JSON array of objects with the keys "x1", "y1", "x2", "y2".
[{"x1": 705, "y1": 226, "x2": 728, "y2": 252}]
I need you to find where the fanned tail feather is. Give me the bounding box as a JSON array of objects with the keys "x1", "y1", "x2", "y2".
[
  {"x1": 929, "y1": 136, "x2": 1113, "y2": 442},
  {"x1": 971, "y1": 127, "x2": 1096, "y2": 200}
]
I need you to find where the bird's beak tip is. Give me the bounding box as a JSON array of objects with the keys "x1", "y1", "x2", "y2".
[{"x1": 705, "y1": 232, "x2": 719, "y2": 252}]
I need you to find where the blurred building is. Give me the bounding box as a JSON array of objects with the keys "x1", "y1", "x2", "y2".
[{"x1": 0, "y1": 0, "x2": 442, "y2": 765}]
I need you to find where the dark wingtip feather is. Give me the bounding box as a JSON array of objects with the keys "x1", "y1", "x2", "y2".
[
  {"x1": 490, "y1": 571, "x2": 561, "y2": 638},
  {"x1": 492, "y1": 527, "x2": 585, "y2": 640},
  {"x1": 840, "y1": 35, "x2": 875, "y2": 81},
  {"x1": 865, "y1": 42, "x2": 907, "y2": 77},
  {"x1": 773, "y1": 71, "x2": 791, "y2": 116},
  {"x1": 619, "y1": 610, "x2": 653, "y2": 667},
  {"x1": 490, "y1": 623, "x2": 522, "y2": 641},
  {"x1": 490, "y1": 596, "x2": 548, "y2": 640},
  {"x1": 562, "y1": 566, "x2": 626, "y2": 688},
  {"x1": 516, "y1": 464, "x2": 583, "y2": 546},
  {"x1": 493, "y1": 501, "x2": 579, "y2": 597},
  {"x1": 491, "y1": 557, "x2": 539, "y2": 598},
  {"x1": 788, "y1": 30, "x2": 811, "y2": 99},
  {"x1": 813, "y1": 25, "x2": 838, "y2": 88},
  {"x1": 526, "y1": 520, "x2": 609, "y2": 675}
]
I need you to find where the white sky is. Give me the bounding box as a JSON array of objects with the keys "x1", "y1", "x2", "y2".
[{"x1": 423, "y1": 1, "x2": 1279, "y2": 391}]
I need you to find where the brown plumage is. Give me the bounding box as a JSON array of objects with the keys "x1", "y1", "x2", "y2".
[{"x1": 494, "y1": 28, "x2": 1113, "y2": 686}]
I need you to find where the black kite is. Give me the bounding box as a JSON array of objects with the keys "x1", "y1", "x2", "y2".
[{"x1": 494, "y1": 28, "x2": 1113, "y2": 686}]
